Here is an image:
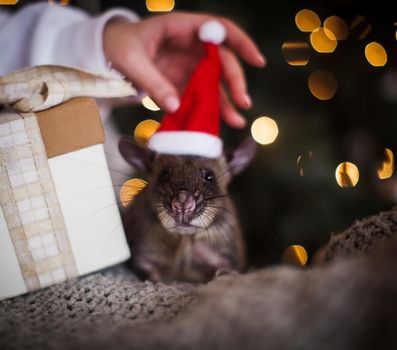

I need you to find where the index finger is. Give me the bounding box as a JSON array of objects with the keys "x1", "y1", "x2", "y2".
[
  {"x1": 161, "y1": 12, "x2": 266, "y2": 67},
  {"x1": 219, "y1": 18, "x2": 266, "y2": 68}
]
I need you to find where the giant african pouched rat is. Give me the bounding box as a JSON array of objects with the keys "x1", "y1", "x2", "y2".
[{"x1": 119, "y1": 136, "x2": 256, "y2": 283}]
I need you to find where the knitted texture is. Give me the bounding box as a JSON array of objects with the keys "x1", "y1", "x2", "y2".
[
  {"x1": 325, "y1": 206, "x2": 397, "y2": 260},
  {"x1": 0, "y1": 265, "x2": 196, "y2": 350},
  {"x1": 1, "y1": 207, "x2": 397, "y2": 350}
]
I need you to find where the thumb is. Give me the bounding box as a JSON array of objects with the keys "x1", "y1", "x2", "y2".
[{"x1": 125, "y1": 53, "x2": 180, "y2": 113}]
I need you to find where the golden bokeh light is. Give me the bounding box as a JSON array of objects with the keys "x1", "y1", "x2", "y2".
[
  {"x1": 146, "y1": 0, "x2": 174, "y2": 12},
  {"x1": 251, "y1": 117, "x2": 279, "y2": 145},
  {"x1": 141, "y1": 96, "x2": 160, "y2": 111},
  {"x1": 282, "y1": 245, "x2": 308, "y2": 267},
  {"x1": 134, "y1": 119, "x2": 160, "y2": 146},
  {"x1": 295, "y1": 9, "x2": 321, "y2": 32},
  {"x1": 350, "y1": 15, "x2": 372, "y2": 40},
  {"x1": 377, "y1": 148, "x2": 395, "y2": 180},
  {"x1": 48, "y1": 0, "x2": 70, "y2": 4},
  {"x1": 335, "y1": 162, "x2": 359, "y2": 187},
  {"x1": 308, "y1": 70, "x2": 338, "y2": 100},
  {"x1": 310, "y1": 27, "x2": 337, "y2": 53},
  {"x1": 365, "y1": 42, "x2": 387, "y2": 67},
  {"x1": 281, "y1": 41, "x2": 311, "y2": 66},
  {"x1": 297, "y1": 151, "x2": 313, "y2": 177},
  {"x1": 120, "y1": 178, "x2": 147, "y2": 207},
  {"x1": 324, "y1": 16, "x2": 349, "y2": 40}
]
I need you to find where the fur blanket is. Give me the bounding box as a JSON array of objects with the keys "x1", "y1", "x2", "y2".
[{"x1": 1, "y1": 208, "x2": 397, "y2": 350}]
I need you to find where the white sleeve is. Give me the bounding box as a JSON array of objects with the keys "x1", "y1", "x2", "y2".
[{"x1": 0, "y1": 3, "x2": 139, "y2": 76}]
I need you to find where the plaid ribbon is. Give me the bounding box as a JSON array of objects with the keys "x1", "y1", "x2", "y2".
[{"x1": 0, "y1": 112, "x2": 78, "y2": 290}]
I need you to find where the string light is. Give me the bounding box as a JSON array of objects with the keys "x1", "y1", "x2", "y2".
[
  {"x1": 282, "y1": 245, "x2": 308, "y2": 266},
  {"x1": 395, "y1": 23, "x2": 397, "y2": 41},
  {"x1": 142, "y1": 96, "x2": 160, "y2": 111},
  {"x1": 251, "y1": 117, "x2": 279, "y2": 145},
  {"x1": 146, "y1": 0, "x2": 175, "y2": 12},
  {"x1": 297, "y1": 151, "x2": 313, "y2": 177},
  {"x1": 377, "y1": 148, "x2": 394, "y2": 180},
  {"x1": 48, "y1": 0, "x2": 70, "y2": 4},
  {"x1": 308, "y1": 70, "x2": 338, "y2": 100},
  {"x1": 335, "y1": 162, "x2": 359, "y2": 187},
  {"x1": 310, "y1": 27, "x2": 337, "y2": 53},
  {"x1": 120, "y1": 178, "x2": 147, "y2": 207},
  {"x1": 134, "y1": 119, "x2": 160, "y2": 146},
  {"x1": 295, "y1": 9, "x2": 321, "y2": 32},
  {"x1": 324, "y1": 16, "x2": 349, "y2": 40},
  {"x1": 365, "y1": 42, "x2": 387, "y2": 67},
  {"x1": 350, "y1": 15, "x2": 372, "y2": 40},
  {"x1": 281, "y1": 41, "x2": 311, "y2": 66}
]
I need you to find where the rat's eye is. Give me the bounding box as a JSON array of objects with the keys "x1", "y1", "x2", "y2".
[
  {"x1": 159, "y1": 167, "x2": 171, "y2": 182},
  {"x1": 202, "y1": 169, "x2": 215, "y2": 184}
]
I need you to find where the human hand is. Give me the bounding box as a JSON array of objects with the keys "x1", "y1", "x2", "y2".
[{"x1": 104, "y1": 12, "x2": 265, "y2": 128}]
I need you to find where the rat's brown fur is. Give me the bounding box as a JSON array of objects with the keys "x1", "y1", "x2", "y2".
[
  {"x1": 119, "y1": 136, "x2": 256, "y2": 283},
  {"x1": 122, "y1": 154, "x2": 246, "y2": 283}
]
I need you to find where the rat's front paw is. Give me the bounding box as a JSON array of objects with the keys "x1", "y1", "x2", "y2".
[
  {"x1": 133, "y1": 257, "x2": 162, "y2": 282},
  {"x1": 191, "y1": 242, "x2": 232, "y2": 280},
  {"x1": 214, "y1": 267, "x2": 239, "y2": 278}
]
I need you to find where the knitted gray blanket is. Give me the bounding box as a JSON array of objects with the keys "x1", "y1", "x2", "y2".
[{"x1": 1, "y1": 208, "x2": 397, "y2": 350}]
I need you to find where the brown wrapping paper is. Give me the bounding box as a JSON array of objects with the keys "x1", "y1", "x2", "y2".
[{"x1": 36, "y1": 97, "x2": 105, "y2": 158}]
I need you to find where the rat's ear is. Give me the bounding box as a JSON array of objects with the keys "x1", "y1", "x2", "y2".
[
  {"x1": 119, "y1": 137, "x2": 154, "y2": 173},
  {"x1": 226, "y1": 136, "x2": 257, "y2": 176}
]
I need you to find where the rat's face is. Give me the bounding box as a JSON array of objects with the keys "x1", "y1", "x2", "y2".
[
  {"x1": 119, "y1": 136, "x2": 257, "y2": 235},
  {"x1": 149, "y1": 155, "x2": 229, "y2": 235}
]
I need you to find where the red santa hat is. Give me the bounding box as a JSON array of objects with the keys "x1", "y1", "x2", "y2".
[{"x1": 148, "y1": 20, "x2": 226, "y2": 158}]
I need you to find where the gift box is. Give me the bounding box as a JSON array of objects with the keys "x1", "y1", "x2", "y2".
[{"x1": 0, "y1": 66, "x2": 136, "y2": 300}]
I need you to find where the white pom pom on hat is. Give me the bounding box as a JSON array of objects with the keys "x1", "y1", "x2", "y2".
[{"x1": 198, "y1": 20, "x2": 226, "y2": 44}]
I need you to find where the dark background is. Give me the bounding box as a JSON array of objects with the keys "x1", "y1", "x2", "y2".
[
  {"x1": 18, "y1": 0, "x2": 395, "y2": 266},
  {"x1": 105, "y1": 0, "x2": 397, "y2": 266}
]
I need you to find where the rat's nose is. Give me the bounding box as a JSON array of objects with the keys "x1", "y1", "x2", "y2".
[{"x1": 172, "y1": 191, "x2": 196, "y2": 214}]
